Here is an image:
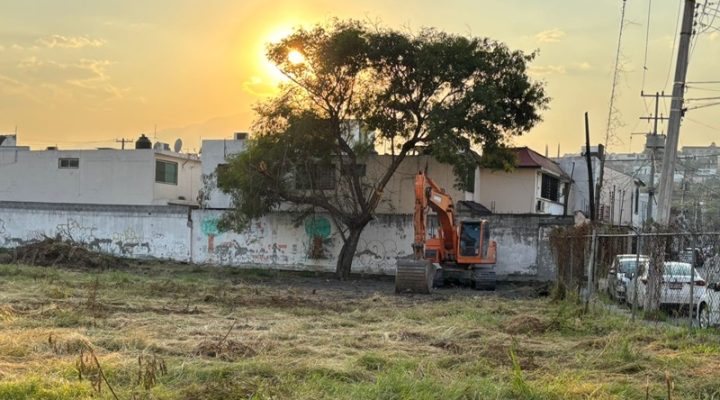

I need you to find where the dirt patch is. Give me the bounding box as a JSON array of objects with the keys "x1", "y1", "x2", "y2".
[
  {"x1": 10, "y1": 238, "x2": 128, "y2": 269},
  {"x1": 430, "y1": 339, "x2": 463, "y2": 354},
  {"x1": 501, "y1": 315, "x2": 548, "y2": 335}
]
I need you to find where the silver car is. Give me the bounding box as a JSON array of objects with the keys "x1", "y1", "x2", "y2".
[
  {"x1": 627, "y1": 261, "x2": 706, "y2": 311},
  {"x1": 606, "y1": 254, "x2": 648, "y2": 303},
  {"x1": 697, "y1": 282, "x2": 720, "y2": 329}
]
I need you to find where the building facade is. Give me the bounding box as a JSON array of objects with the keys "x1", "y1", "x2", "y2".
[
  {"x1": 473, "y1": 147, "x2": 571, "y2": 215},
  {"x1": 0, "y1": 140, "x2": 201, "y2": 206}
]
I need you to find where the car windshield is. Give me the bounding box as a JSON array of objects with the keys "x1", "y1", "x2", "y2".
[{"x1": 618, "y1": 259, "x2": 646, "y2": 274}]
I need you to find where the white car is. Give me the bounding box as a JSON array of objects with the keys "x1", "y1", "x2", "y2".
[
  {"x1": 606, "y1": 254, "x2": 648, "y2": 303},
  {"x1": 697, "y1": 282, "x2": 720, "y2": 329},
  {"x1": 626, "y1": 261, "x2": 706, "y2": 312}
]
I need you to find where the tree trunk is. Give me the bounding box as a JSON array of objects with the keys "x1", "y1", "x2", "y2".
[
  {"x1": 644, "y1": 235, "x2": 666, "y2": 313},
  {"x1": 336, "y1": 225, "x2": 365, "y2": 280}
]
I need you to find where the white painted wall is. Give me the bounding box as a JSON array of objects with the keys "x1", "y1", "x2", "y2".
[
  {"x1": 200, "y1": 139, "x2": 246, "y2": 208},
  {"x1": 0, "y1": 203, "x2": 566, "y2": 280},
  {"x1": 0, "y1": 148, "x2": 200, "y2": 206},
  {"x1": 0, "y1": 204, "x2": 190, "y2": 260}
]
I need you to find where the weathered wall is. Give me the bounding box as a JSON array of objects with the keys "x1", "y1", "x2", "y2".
[
  {"x1": 0, "y1": 202, "x2": 191, "y2": 260},
  {"x1": 0, "y1": 202, "x2": 570, "y2": 281}
]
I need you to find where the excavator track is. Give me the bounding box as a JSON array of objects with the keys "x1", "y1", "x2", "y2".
[
  {"x1": 471, "y1": 265, "x2": 496, "y2": 291},
  {"x1": 395, "y1": 259, "x2": 435, "y2": 294}
]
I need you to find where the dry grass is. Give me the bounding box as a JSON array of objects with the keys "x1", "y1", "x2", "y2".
[{"x1": 0, "y1": 262, "x2": 719, "y2": 399}]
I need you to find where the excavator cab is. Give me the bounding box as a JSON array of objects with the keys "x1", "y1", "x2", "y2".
[{"x1": 456, "y1": 220, "x2": 495, "y2": 264}]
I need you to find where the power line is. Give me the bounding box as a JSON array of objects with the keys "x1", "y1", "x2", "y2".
[
  {"x1": 640, "y1": 0, "x2": 653, "y2": 92},
  {"x1": 687, "y1": 101, "x2": 720, "y2": 110},
  {"x1": 663, "y1": 0, "x2": 684, "y2": 91}
]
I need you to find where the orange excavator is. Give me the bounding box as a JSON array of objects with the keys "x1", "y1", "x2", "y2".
[{"x1": 395, "y1": 171, "x2": 497, "y2": 293}]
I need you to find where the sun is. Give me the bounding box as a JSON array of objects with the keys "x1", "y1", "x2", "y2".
[{"x1": 287, "y1": 49, "x2": 305, "y2": 65}]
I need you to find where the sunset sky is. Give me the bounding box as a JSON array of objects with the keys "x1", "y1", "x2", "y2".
[{"x1": 1, "y1": 0, "x2": 719, "y2": 154}]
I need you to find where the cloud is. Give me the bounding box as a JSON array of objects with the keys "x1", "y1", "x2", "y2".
[
  {"x1": 535, "y1": 28, "x2": 566, "y2": 43},
  {"x1": 573, "y1": 62, "x2": 592, "y2": 71},
  {"x1": 36, "y1": 34, "x2": 105, "y2": 49},
  {"x1": 242, "y1": 76, "x2": 278, "y2": 97},
  {"x1": 528, "y1": 64, "x2": 566, "y2": 76},
  {"x1": 14, "y1": 57, "x2": 128, "y2": 102}
]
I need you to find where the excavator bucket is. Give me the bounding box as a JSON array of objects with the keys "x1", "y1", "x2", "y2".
[{"x1": 395, "y1": 259, "x2": 435, "y2": 294}]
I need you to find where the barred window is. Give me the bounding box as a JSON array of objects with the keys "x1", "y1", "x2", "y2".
[
  {"x1": 58, "y1": 158, "x2": 79, "y2": 169},
  {"x1": 540, "y1": 173, "x2": 559, "y2": 202},
  {"x1": 296, "y1": 164, "x2": 336, "y2": 190},
  {"x1": 155, "y1": 160, "x2": 178, "y2": 185}
]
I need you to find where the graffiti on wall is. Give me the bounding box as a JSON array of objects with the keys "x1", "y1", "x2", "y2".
[
  {"x1": 304, "y1": 216, "x2": 331, "y2": 259},
  {"x1": 56, "y1": 218, "x2": 98, "y2": 243},
  {"x1": 355, "y1": 238, "x2": 403, "y2": 272}
]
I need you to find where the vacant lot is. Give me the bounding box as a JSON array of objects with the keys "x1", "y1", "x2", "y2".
[{"x1": 0, "y1": 263, "x2": 719, "y2": 399}]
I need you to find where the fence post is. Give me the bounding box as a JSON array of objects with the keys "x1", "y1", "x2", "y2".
[
  {"x1": 632, "y1": 233, "x2": 643, "y2": 322},
  {"x1": 585, "y1": 229, "x2": 597, "y2": 310},
  {"x1": 689, "y1": 233, "x2": 697, "y2": 329}
]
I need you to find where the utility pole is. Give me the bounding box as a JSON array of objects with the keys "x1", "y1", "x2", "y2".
[
  {"x1": 584, "y1": 112, "x2": 596, "y2": 221},
  {"x1": 639, "y1": 91, "x2": 669, "y2": 222},
  {"x1": 656, "y1": 0, "x2": 696, "y2": 225},
  {"x1": 115, "y1": 138, "x2": 133, "y2": 150}
]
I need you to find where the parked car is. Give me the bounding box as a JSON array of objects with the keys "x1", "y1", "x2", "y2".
[
  {"x1": 697, "y1": 281, "x2": 720, "y2": 329},
  {"x1": 626, "y1": 261, "x2": 706, "y2": 312},
  {"x1": 606, "y1": 254, "x2": 648, "y2": 303}
]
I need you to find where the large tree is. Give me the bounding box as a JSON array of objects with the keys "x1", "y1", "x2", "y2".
[{"x1": 218, "y1": 20, "x2": 547, "y2": 279}]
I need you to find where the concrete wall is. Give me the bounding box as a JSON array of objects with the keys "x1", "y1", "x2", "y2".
[
  {"x1": 0, "y1": 201, "x2": 569, "y2": 281},
  {"x1": 474, "y1": 168, "x2": 537, "y2": 213},
  {"x1": 0, "y1": 148, "x2": 201, "y2": 206},
  {"x1": 0, "y1": 202, "x2": 191, "y2": 260}
]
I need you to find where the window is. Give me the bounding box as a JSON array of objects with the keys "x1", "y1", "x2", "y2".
[
  {"x1": 296, "y1": 164, "x2": 336, "y2": 190},
  {"x1": 155, "y1": 160, "x2": 178, "y2": 185},
  {"x1": 340, "y1": 163, "x2": 366, "y2": 177},
  {"x1": 58, "y1": 158, "x2": 79, "y2": 169},
  {"x1": 216, "y1": 163, "x2": 229, "y2": 186},
  {"x1": 540, "y1": 173, "x2": 559, "y2": 202}
]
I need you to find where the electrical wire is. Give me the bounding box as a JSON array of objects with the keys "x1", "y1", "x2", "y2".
[
  {"x1": 640, "y1": 0, "x2": 653, "y2": 92},
  {"x1": 663, "y1": 0, "x2": 684, "y2": 91}
]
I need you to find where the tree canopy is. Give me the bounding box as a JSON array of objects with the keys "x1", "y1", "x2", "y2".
[{"x1": 217, "y1": 19, "x2": 548, "y2": 279}]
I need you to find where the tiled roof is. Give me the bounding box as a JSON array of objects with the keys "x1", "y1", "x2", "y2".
[{"x1": 513, "y1": 147, "x2": 570, "y2": 180}]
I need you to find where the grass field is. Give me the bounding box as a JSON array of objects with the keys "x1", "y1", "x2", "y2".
[{"x1": 0, "y1": 263, "x2": 720, "y2": 399}]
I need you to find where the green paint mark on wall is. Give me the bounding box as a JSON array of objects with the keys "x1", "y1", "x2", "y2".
[{"x1": 304, "y1": 216, "x2": 331, "y2": 239}]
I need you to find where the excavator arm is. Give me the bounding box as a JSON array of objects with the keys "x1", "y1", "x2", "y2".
[{"x1": 411, "y1": 171, "x2": 456, "y2": 259}]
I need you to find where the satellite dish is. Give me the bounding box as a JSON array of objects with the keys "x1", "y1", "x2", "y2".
[{"x1": 173, "y1": 138, "x2": 183, "y2": 153}]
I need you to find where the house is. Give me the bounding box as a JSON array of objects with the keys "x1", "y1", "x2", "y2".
[
  {"x1": 556, "y1": 146, "x2": 650, "y2": 227},
  {"x1": 200, "y1": 135, "x2": 466, "y2": 214},
  {"x1": 199, "y1": 133, "x2": 248, "y2": 209},
  {"x1": 0, "y1": 135, "x2": 201, "y2": 206},
  {"x1": 472, "y1": 147, "x2": 572, "y2": 215}
]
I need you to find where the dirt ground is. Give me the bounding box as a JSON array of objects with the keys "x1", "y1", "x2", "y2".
[{"x1": 1, "y1": 262, "x2": 719, "y2": 399}]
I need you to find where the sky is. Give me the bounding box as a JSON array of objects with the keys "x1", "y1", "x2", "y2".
[{"x1": 1, "y1": 0, "x2": 719, "y2": 154}]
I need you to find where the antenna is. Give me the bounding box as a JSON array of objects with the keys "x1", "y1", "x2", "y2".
[{"x1": 173, "y1": 138, "x2": 183, "y2": 153}]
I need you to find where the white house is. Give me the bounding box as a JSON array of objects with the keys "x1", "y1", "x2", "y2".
[
  {"x1": 473, "y1": 147, "x2": 572, "y2": 215},
  {"x1": 556, "y1": 146, "x2": 650, "y2": 227},
  {"x1": 0, "y1": 136, "x2": 201, "y2": 206},
  {"x1": 199, "y1": 133, "x2": 248, "y2": 209}
]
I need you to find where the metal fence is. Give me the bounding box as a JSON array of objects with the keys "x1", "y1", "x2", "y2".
[{"x1": 550, "y1": 226, "x2": 720, "y2": 329}]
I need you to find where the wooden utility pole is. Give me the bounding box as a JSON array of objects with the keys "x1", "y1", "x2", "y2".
[
  {"x1": 656, "y1": 0, "x2": 696, "y2": 224},
  {"x1": 584, "y1": 112, "x2": 596, "y2": 221},
  {"x1": 115, "y1": 138, "x2": 133, "y2": 150}
]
